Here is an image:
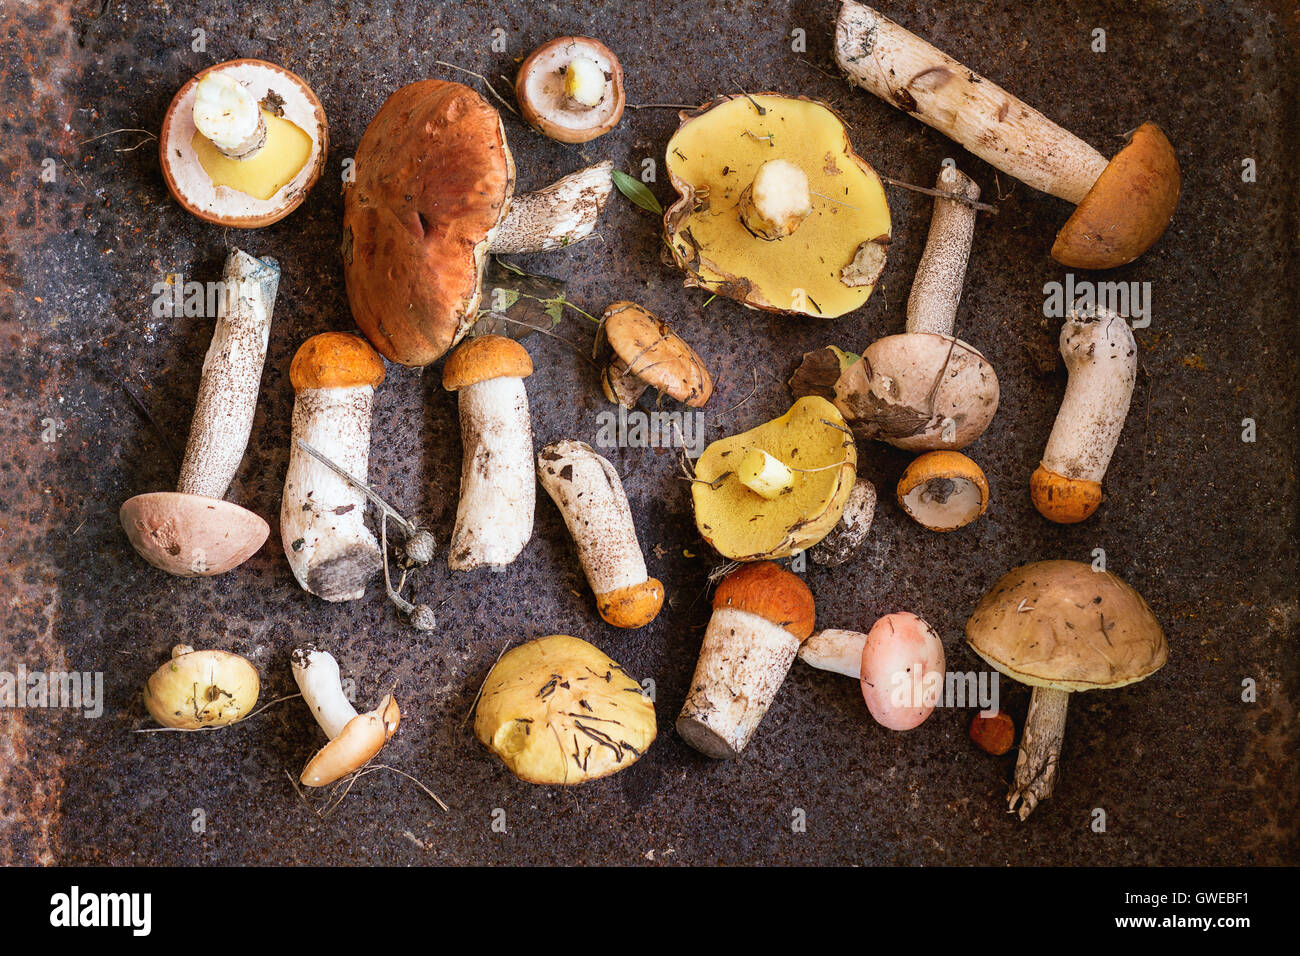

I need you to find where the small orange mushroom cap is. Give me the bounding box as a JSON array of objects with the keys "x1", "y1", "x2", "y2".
[
  {"x1": 442, "y1": 334, "x2": 533, "y2": 390},
  {"x1": 713, "y1": 561, "x2": 815, "y2": 640},
  {"x1": 290, "y1": 332, "x2": 386, "y2": 391},
  {"x1": 1030, "y1": 464, "x2": 1102, "y2": 524}
]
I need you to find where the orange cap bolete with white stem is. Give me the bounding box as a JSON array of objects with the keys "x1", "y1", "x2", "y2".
[
  {"x1": 1031, "y1": 308, "x2": 1137, "y2": 523},
  {"x1": 280, "y1": 333, "x2": 387, "y2": 602},
  {"x1": 291, "y1": 647, "x2": 400, "y2": 787},
  {"x1": 677, "y1": 562, "x2": 815, "y2": 759}
]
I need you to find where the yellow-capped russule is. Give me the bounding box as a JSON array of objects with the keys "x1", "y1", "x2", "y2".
[
  {"x1": 896, "y1": 450, "x2": 989, "y2": 532},
  {"x1": 143, "y1": 645, "x2": 259, "y2": 729}
]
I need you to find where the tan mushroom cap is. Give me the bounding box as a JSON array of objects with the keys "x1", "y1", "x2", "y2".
[
  {"x1": 474, "y1": 635, "x2": 656, "y2": 785},
  {"x1": 1051, "y1": 123, "x2": 1181, "y2": 269},
  {"x1": 120, "y1": 492, "x2": 269, "y2": 576},
  {"x1": 601, "y1": 301, "x2": 713, "y2": 407},
  {"x1": 300, "y1": 694, "x2": 401, "y2": 787},
  {"x1": 965, "y1": 560, "x2": 1167, "y2": 692},
  {"x1": 442, "y1": 334, "x2": 533, "y2": 390},
  {"x1": 516, "y1": 37, "x2": 626, "y2": 144}
]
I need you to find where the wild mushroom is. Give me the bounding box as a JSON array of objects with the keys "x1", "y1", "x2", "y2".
[
  {"x1": 691, "y1": 396, "x2": 857, "y2": 560},
  {"x1": 291, "y1": 647, "x2": 400, "y2": 787},
  {"x1": 474, "y1": 634, "x2": 656, "y2": 784},
  {"x1": 160, "y1": 59, "x2": 327, "y2": 227},
  {"x1": 676, "y1": 562, "x2": 814, "y2": 758},
  {"x1": 343, "y1": 80, "x2": 614, "y2": 366},
  {"x1": 120, "y1": 249, "x2": 280, "y2": 576},
  {"x1": 835, "y1": 1, "x2": 1181, "y2": 268},
  {"x1": 663, "y1": 93, "x2": 891, "y2": 317},
  {"x1": 830, "y1": 164, "x2": 999, "y2": 449},
  {"x1": 810, "y1": 478, "x2": 876, "y2": 567},
  {"x1": 966, "y1": 560, "x2": 1168, "y2": 819},
  {"x1": 515, "y1": 37, "x2": 626, "y2": 143},
  {"x1": 442, "y1": 335, "x2": 535, "y2": 570},
  {"x1": 598, "y1": 302, "x2": 713, "y2": 408},
  {"x1": 1031, "y1": 308, "x2": 1137, "y2": 523},
  {"x1": 280, "y1": 332, "x2": 386, "y2": 602},
  {"x1": 143, "y1": 645, "x2": 259, "y2": 729},
  {"x1": 797, "y1": 613, "x2": 945, "y2": 731},
  {"x1": 537, "y1": 440, "x2": 664, "y2": 628},
  {"x1": 896, "y1": 450, "x2": 989, "y2": 532}
]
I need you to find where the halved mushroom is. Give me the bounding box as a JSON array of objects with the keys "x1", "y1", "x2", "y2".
[
  {"x1": 664, "y1": 93, "x2": 891, "y2": 317},
  {"x1": 143, "y1": 645, "x2": 259, "y2": 729},
  {"x1": 896, "y1": 450, "x2": 989, "y2": 531},
  {"x1": 516, "y1": 37, "x2": 626, "y2": 143},
  {"x1": 598, "y1": 302, "x2": 713, "y2": 408}
]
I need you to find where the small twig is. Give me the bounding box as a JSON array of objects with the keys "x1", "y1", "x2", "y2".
[
  {"x1": 627, "y1": 102, "x2": 697, "y2": 110},
  {"x1": 296, "y1": 439, "x2": 418, "y2": 537},
  {"x1": 462, "y1": 637, "x2": 515, "y2": 728},
  {"x1": 433, "y1": 61, "x2": 518, "y2": 115},
  {"x1": 78, "y1": 127, "x2": 157, "y2": 147},
  {"x1": 356, "y1": 764, "x2": 449, "y2": 812},
  {"x1": 878, "y1": 174, "x2": 999, "y2": 213},
  {"x1": 712, "y1": 367, "x2": 759, "y2": 423},
  {"x1": 132, "y1": 693, "x2": 302, "y2": 733}
]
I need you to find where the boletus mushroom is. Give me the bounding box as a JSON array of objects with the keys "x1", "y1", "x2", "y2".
[
  {"x1": 160, "y1": 59, "x2": 327, "y2": 227},
  {"x1": 598, "y1": 301, "x2": 713, "y2": 408},
  {"x1": 691, "y1": 396, "x2": 857, "y2": 560},
  {"x1": 120, "y1": 249, "x2": 280, "y2": 576},
  {"x1": 664, "y1": 93, "x2": 891, "y2": 317},
  {"x1": 291, "y1": 647, "x2": 400, "y2": 787},
  {"x1": 343, "y1": 80, "x2": 614, "y2": 367},
  {"x1": 966, "y1": 560, "x2": 1168, "y2": 819},
  {"x1": 474, "y1": 634, "x2": 656, "y2": 785},
  {"x1": 835, "y1": 1, "x2": 1180, "y2": 268},
  {"x1": 896, "y1": 450, "x2": 989, "y2": 532},
  {"x1": 143, "y1": 644, "x2": 259, "y2": 729},
  {"x1": 516, "y1": 37, "x2": 626, "y2": 143}
]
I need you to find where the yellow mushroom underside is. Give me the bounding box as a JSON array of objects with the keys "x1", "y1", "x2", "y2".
[{"x1": 665, "y1": 95, "x2": 890, "y2": 317}]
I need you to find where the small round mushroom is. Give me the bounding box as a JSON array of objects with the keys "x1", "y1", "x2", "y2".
[
  {"x1": 598, "y1": 302, "x2": 713, "y2": 408},
  {"x1": 832, "y1": 164, "x2": 999, "y2": 450},
  {"x1": 835, "y1": 2, "x2": 1180, "y2": 268},
  {"x1": 280, "y1": 333, "x2": 386, "y2": 602},
  {"x1": 896, "y1": 450, "x2": 989, "y2": 532},
  {"x1": 810, "y1": 478, "x2": 877, "y2": 567},
  {"x1": 442, "y1": 335, "x2": 536, "y2": 570},
  {"x1": 1031, "y1": 308, "x2": 1137, "y2": 523},
  {"x1": 966, "y1": 560, "x2": 1168, "y2": 819},
  {"x1": 160, "y1": 59, "x2": 327, "y2": 228},
  {"x1": 474, "y1": 635, "x2": 656, "y2": 785},
  {"x1": 515, "y1": 37, "x2": 626, "y2": 143},
  {"x1": 677, "y1": 562, "x2": 815, "y2": 759},
  {"x1": 291, "y1": 647, "x2": 400, "y2": 788},
  {"x1": 120, "y1": 249, "x2": 280, "y2": 576},
  {"x1": 143, "y1": 645, "x2": 259, "y2": 729},
  {"x1": 537, "y1": 439, "x2": 664, "y2": 628}
]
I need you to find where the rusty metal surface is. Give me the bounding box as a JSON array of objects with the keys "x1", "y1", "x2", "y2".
[{"x1": 1, "y1": 0, "x2": 1296, "y2": 865}]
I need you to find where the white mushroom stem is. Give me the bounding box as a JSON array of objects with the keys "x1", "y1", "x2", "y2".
[
  {"x1": 677, "y1": 608, "x2": 801, "y2": 758},
  {"x1": 739, "y1": 159, "x2": 812, "y2": 239},
  {"x1": 291, "y1": 648, "x2": 358, "y2": 740},
  {"x1": 1009, "y1": 686, "x2": 1069, "y2": 820},
  {"x1": 737, "y1": 448, "x2": 794, "y2": 499},
  {"x1": 797, "y1": 628, "x2": 867, "y2": 678},
  {"x1": 536, "y1": 439, "x2": 649, "y2": 599},
  {"x1": 177, "y1": 250, "x2": 279, "y2": 500},
  {"x1": 280, "y1": 384, "x2": 381, "y2": 602},
  {"x1": 192, "y1": 72, "x2": 267, "y2": 159},
  {"x1": 835, "y1": 1, "x2": 1108, "y2": 203},
  {"x1": 1042, "y1": 309, "x2": 1137, "y2": 483},
  {"x1": 489, "y1": 161, "x2": 614, "y2": 254},
  {"x1": 450, "y1": 376, "x2": 535, "y2": 570},
  {"x1": 905, "y1": 165, "x2": 979, "y2": 337}
]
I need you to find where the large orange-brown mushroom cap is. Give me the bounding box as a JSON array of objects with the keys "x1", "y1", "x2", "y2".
[
  {"x1": 1051, "y1": 122, "x2": 1180, "y2": 269},
  {"x1": 343, "y1": 81, "x2": 515, "y2": 368},
  {"x1": 713, "y1": 561, "x2": 815, "y2": 640},
  {"x1": 290, "y1": 331, "x2": 386, "y2": 391}
]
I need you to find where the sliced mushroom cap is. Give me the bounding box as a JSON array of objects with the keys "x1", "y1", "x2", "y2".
[
  {"x1": 119, "y1": 493, "x2": 270, "y2": 577},
  {"x1": 474, "y1": 635, "x2": 656, "y2": 785},
  {"x1": 664, "y1": 94, "x2": 891, "y2": 317},
  {"x1": 599, "y1": 301, "x2": 712, "y2": 407},
  {"x1": 143, "y1": 645, "x2": 260, "y2": 729},
  {"x1": 896, "y1": 451, "x2": 989, "y2": 532},
  {"x1": 300, "y1": 695, "x2": 401, "y2": 787},
  {"x1": 515, "y1": 37, "x2": 626, "y2": 143}
]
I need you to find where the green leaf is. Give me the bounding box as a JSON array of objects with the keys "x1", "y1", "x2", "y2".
[
  {"x1": 542, "y1": 298, "x2": 566, "y2": 327},
  {"x1": 612, "y1": 169, "x2": 663, "y2": 216}
]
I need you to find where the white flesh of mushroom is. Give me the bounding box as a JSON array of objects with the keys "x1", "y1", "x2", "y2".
[
  {"x1": 737, "y1": 448, "x2": 795, "y2": 500},
  {"x1": 798, "y1": 628, "x2": 868, "y2": 678},
  {"x1": 291, "y1": 648, "x2": 357, "y2": 739},
  {"x1": 564, "y1": 57, "x2": 606, "y2": 107},
  {"x1": 489, "y1": 161, "x2": 614, "y2": 254},
  {"x1": 741, "y1": 159, "x2": 812, "y2": 239},
  {"x1": 192, "y1": 72, "x2": 266, "y2": 158},
  {"x1": 901, "y1": 475, "x2": 984, "y2": 530},
  {"x1": 450, "y1": 375, "x2": 535, "y2": 570}
]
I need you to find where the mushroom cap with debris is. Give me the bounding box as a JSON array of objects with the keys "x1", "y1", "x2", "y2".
[
  {"x1": 600, "y1": 301, "x2": 713, "y2": 407},
  {"x1": 474, "y1": 635, "x2": 657, "y2": 785},
  {"x1": 965, "y1": 560, "x2": 1167, "y2": 692}
]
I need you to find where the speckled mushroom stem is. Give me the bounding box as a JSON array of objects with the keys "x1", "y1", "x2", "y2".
[
  {"x1": 1009, "y1": 686, "x2": 1069, "y2": 820},
  {"x1": 177, "y1": 249, "x2": 280, "y2": 499},
  {"x1": 905, "y1": 166, "x2": 979, "y2": 337},
  {"x1": 489, "y1": 161, "x2": 614, "y2": 254},
  {"x1": 834, "y1": 1, "x2": 1108, "y2": 203}
]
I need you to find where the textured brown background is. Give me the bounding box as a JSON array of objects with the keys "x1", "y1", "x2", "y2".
[{"x1": 0, "y1": 0, "x2": 1296, "y2": 865}]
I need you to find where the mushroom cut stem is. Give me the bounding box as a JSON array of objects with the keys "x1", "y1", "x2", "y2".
[
  {"x1": 1009, "y1": 686, "x2": 1069, "y2": 820},
  {"x1": 178, "y1": 249, "x2": 280, "y2": 499},
  {"x1": 291, "y1": 647, "x2": 400, "y2": 787},
  {"x1": 489, "y1": 161, "x2": 614, "y2": 254},
  {"x1": 905, "y1": 165, "x2": 979, "y2": 337},
  {"x1": 798, "y1": 628, "x2": 868, "y2": 678},
  {"x1": 291, "y1": 647, "x2": 358, "y2": 739},
  {"x1": 835, "y1": 1, "x2": 1108, "y2": 204}
]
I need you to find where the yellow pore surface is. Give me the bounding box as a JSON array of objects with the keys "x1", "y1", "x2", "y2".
[{"x1": 193, "y1": 110, "x2": 311, "y2": 200}]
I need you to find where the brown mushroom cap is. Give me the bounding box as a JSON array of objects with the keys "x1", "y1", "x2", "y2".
[
  {"x1": 290, "y1": 332, "x2": 386, "y2": 392},
  {"x1": 515, "y1": 37, "x2": 625, "y2": 144},
  {"x1": 600, "y1": 302, "x2": 713, "y2": 407},
  {"x1": 713, "y1": 561, "x2": 816, "y2": 640},
  {"x1": 300, "y1": 694, "x2": 400, "y2": 787},
  {"x1": 120, "y1": 492, "x2": 269, "y2": 576},
  {"x1": 442, "y1": 334, "x2": 534, "y2": 390},
  {"x1": 1051, "y1": 123, "x2": 1181, "y2": 269},
  {"x1": 343, "y1": 81, "x2": 516, "y2": 368},
  {"x1": 965, "y1": 560, "x2": 1167, "y2": 691}
]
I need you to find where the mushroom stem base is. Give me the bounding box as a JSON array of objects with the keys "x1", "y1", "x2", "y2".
[{"x1": 1009, "y1": 685, "x2": 1069, "y2": 820}]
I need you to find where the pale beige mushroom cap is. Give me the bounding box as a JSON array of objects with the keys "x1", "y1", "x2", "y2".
[
  {"x1": 143, "y1": 645, "x2": 260, "y2": 729},
  {"x1": 300, "y1": 695, "x2": 400, "y2": 787},
  {"x1": 965, "y1": 560, "x2": 1167, "y2": 692}
]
